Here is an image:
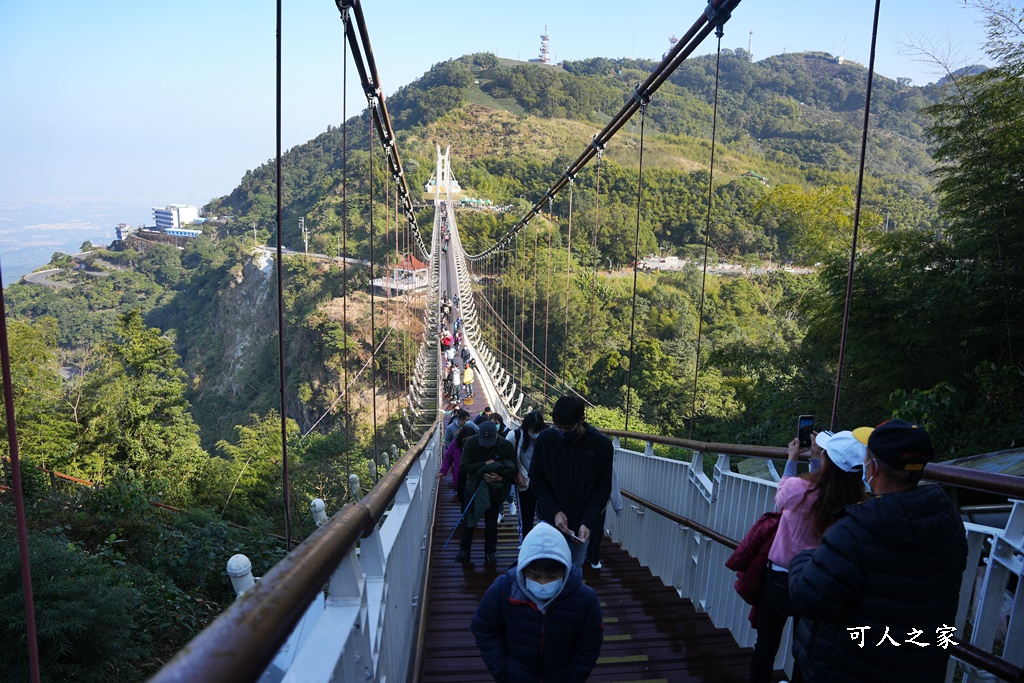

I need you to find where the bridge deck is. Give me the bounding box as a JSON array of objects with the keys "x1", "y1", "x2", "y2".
[{"x1": 419, "y1": 479, "x2": 760, "y2": 682}]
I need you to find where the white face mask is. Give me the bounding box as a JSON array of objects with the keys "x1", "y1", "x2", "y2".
[
  {"x1": 862, "y1": 458, "x2": 875, "y2": 493},
  {"x1": 526, "y1": 578, "x2": 560, "y2": 600}
]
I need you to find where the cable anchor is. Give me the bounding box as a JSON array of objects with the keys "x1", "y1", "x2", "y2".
[
  {"x1": 631, "y1": 84, "x2": 651, "y2": 111},
  {"x1": 705, "y1": 0, "x2": 732, "y2": 38}
]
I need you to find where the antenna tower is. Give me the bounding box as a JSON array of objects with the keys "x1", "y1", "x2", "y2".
[
  {"x1": 664, "y1": 35, "x2": 678, "y2": 59},
  {"x1": 539, "y1": 26, "x2": 550, "y2": 64},
  {"x1": 748, "y1": 30, "x2": 753, "y2": 58}
]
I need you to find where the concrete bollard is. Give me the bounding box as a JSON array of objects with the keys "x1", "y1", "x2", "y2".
[{"x1": 226, "y1": 554, "x2": 255, "y2": 597}]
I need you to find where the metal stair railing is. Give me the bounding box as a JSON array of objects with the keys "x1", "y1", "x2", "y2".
[{"x1": 599, "y1": 428, "x2": 1024, "y2": 683}]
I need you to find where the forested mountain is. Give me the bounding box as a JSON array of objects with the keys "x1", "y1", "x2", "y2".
[
  {"x1": 210, "y1": 48, "x2": 946, "y2": 260},
  {"x1": 4, "y1": 8, "x2": 1024, "y2": 676}
]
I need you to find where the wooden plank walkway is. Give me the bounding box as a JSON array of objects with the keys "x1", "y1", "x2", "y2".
[{"x1": 418, "y1": 478, "x2": 759, "y2": 683}]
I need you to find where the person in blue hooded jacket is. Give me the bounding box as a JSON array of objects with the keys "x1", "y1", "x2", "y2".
[{"x1": 471, "y1": 523, "x2": 604, "y2": 682}]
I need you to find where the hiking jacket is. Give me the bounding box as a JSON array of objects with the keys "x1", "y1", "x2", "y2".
[
  {"x1": 472, "y1": 523, "x2": 603, "y2": 682},
  {"x1": 460, "y1": 435, "x2": 517, "y2": 527},
  {"x1": 529, "y1": 424, "x2": 613, "y2": 534},
  {"x1": 788, "y1": 485, "x2": 967, "y2": 683}
]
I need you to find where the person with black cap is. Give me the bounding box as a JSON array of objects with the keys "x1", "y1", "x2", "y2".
[
  {"x1": 530, "y1": 395, "x2": 613, "y2": 571},
  {"x1": 457, "y1": 420, "x2": 518, "y2": 564},
  {"x1": 788, "y1": 419, "x2": 967, "y2": 683}
]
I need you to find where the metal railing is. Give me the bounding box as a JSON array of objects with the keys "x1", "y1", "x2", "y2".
[
  {"x1": 149, "y1": 418, "x2": 441, "y2": 683},
  {"x1": 599, "y1": 428, "x2": 1024, "y2": 683}
]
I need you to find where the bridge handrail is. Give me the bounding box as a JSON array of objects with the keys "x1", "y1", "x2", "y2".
[
  {"x1": 617, "y1": 485, "x2": 1024, "y2": 683},
  {"x1": 600, "y1": 428, "x2": 1024, "y2": 499},
  {"x1": 608, "y1": 430, "x2": 1024, "y2": 683},
  {"x1": 149, "y1": 418, "x2": 441, "y2": 683}
]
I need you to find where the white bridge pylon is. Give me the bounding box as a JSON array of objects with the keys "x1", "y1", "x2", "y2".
[{"x1": 426, "y1": 144, "x2": 462, "y2": 200}]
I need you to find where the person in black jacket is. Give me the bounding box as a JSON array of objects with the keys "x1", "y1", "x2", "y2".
[
  {"x1": 457, "y1": 421, "x2": 517, "y2": 564},
  {"x1": 529, "y1": 395, "x2": 613, "y2": 571},
  {"x1": 788, "y1": 419, "x2": 967, "y2": 683}
]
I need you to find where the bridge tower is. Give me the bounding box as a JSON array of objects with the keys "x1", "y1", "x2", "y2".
[{"x1": 432, "y1": 144, "x2": 461, "y2": 199}]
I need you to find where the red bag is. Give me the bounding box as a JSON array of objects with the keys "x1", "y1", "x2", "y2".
[{"x1": 725, "y1": 511, "x2": 781, "y2": 627}]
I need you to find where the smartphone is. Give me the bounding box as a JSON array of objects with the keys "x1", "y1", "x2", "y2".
[
  {"x1": 563, "y1": 529, "x2": 586, "y2": 544},
  {"x1": 797, "y1": 415, "x2": 815, "y2": 447}
]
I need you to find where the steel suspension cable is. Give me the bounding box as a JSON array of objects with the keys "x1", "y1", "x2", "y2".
[
  {"x1": 512, "y1": 233, "x2": 520, "y2": 386},
  {"x1": 689, "y1": 31, "x2": 725, "y2": 440},
  {"x1": 532, "y1": 224, "x2": 539, "y2": 356},
  {"x1": 563, "y1": 179, "x2": 574, "y2": 384},
  {"x1": 624, "y1": 98, "x2": 650, "y2": 431},
  {"x1": 589, "y1": 148, "x2": 603, "y2": 350},
  {"x1": 543, "y1": 226, "x2": 553, "y2": 405},
  {"x1": 335, "y1": 1, "x2": 426, "y2": 259},
  {"x1": 385, "y1": 169, "x2": 391, "y2": 420},
  {"x1": 274, "y1": 0, "x2": 292, "y2": 549},
  {"x1": 831, "y1": 0, "x2": 881, "y2": 431},
  {"x1": 500, "y1": 249, "x2": 507, "y2": 373},
  {"x1": 0, "y1": 268, "x2": 40, "y2": 681},
  {"x1": 474, "y1": 291, "x2": 595, "y2": 407},
  {"x1": 519, "y1": 230, "x2": 528, "y2": 394},
  {"x1": 464, "y1": 0, "x2": 740, "y2": 262},
  {"x1": 369, "y1": 108, "x2": 379, "y2": 464},
  {"x1": 341, "y1": 11, "x2": 351, "y2": 485},
  {"x1": 395, "y1": 187, "x2": 401, "y2": 413},
  {"x1": 504, "y1": 248, "x2": 512, "y2": 375},
  {"x1": 302, "y1": 295, "x2": 416, "y2": 437}
]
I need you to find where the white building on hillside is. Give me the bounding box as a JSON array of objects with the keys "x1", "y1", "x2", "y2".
[{"x1": 153, "y1": 204, "x2": 200, "y2": 231}]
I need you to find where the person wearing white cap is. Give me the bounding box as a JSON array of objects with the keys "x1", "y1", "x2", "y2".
[
  {"x1": 749, "y1": 430, "x2": 868, "y2": 683},
  {"x1": 788, "y1": 420, "x2": 967, "y2": 683}
]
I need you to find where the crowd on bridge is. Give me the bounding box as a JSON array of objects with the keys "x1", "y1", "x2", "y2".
[
  {"x1": 439, "y1": 209, "x2": 451, "y2": 256},
  {"x1": 440, "y1": 291, "x2": 475, "y2": 405},
  {"x1": 436, "y1": 388, "x2": 966, "y2": 682},
  {"x1": 438, "y1": 396, "x2": 618, "y2": 681},
  {"x1": 429, "y1": 226, "x2": 965, "y2": 681}
]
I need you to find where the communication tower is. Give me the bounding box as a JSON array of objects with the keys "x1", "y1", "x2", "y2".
[
  {"x1": 539, "y1": 26, "x2": 550, "y2": 64},
  {"x1": 664, "y1": 35, "x2": 678, "y2": 59}
]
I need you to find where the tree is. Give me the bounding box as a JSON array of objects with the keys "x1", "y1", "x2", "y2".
[
  {"x1": 78, "y1": 310, "x2": 208, "y2": 502},
  {"x1": 0, "y1": 531, "x2": 149, "y2": 682},
  {"x1": 0, "y1": 318, "x2": 76, "y2": 471},
  {"x1": 214, "y1": 411, "x2": 297, "y2": 523},
  {"x1": 757, "y1": 184, "x2": 881, "y2": 263},
  {"x1": 924, "y1": 0, "x2": 1024, "y2": 367}
]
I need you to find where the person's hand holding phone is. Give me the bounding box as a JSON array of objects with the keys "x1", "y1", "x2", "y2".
[
  {"x1": 787, "y1": 437, "x2": 803, "y2": 461},
  {"x1": 809, "y1": 431, "x2": 823, "y2": 459}
]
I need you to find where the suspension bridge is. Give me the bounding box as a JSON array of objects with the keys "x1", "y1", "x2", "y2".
[
  {"x1": 145, "y1": 152, "x2": 1024, "y2": 682},
  {"x1": 4, "y1": 0, "x2": 1024, "y2": 682}
]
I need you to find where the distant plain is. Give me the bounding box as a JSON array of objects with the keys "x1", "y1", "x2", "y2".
[{"x1": 0, "y1": 196, "x2": 154, "y2": 283}]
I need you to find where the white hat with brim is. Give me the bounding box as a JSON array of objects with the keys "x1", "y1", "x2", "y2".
[{"x1": 815, "y1": 430, "x2": 866, "y2": 473}]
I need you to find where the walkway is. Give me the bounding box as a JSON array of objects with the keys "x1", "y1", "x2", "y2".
[{"x1": 419, "y1": 479, "x2": 759, "y2": 683}]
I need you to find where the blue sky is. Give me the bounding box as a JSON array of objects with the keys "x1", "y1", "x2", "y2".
[{"x1": 0, "y1": 0, "x2": 994, "y2": 210}]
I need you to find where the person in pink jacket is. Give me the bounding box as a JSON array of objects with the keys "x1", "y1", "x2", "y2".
[
  {"x1": 438, "y1": 426, "x2": 475, "y2": 505},
  {"x1": 750, "y1": 430, "x2": 868, "y2": 683}
]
